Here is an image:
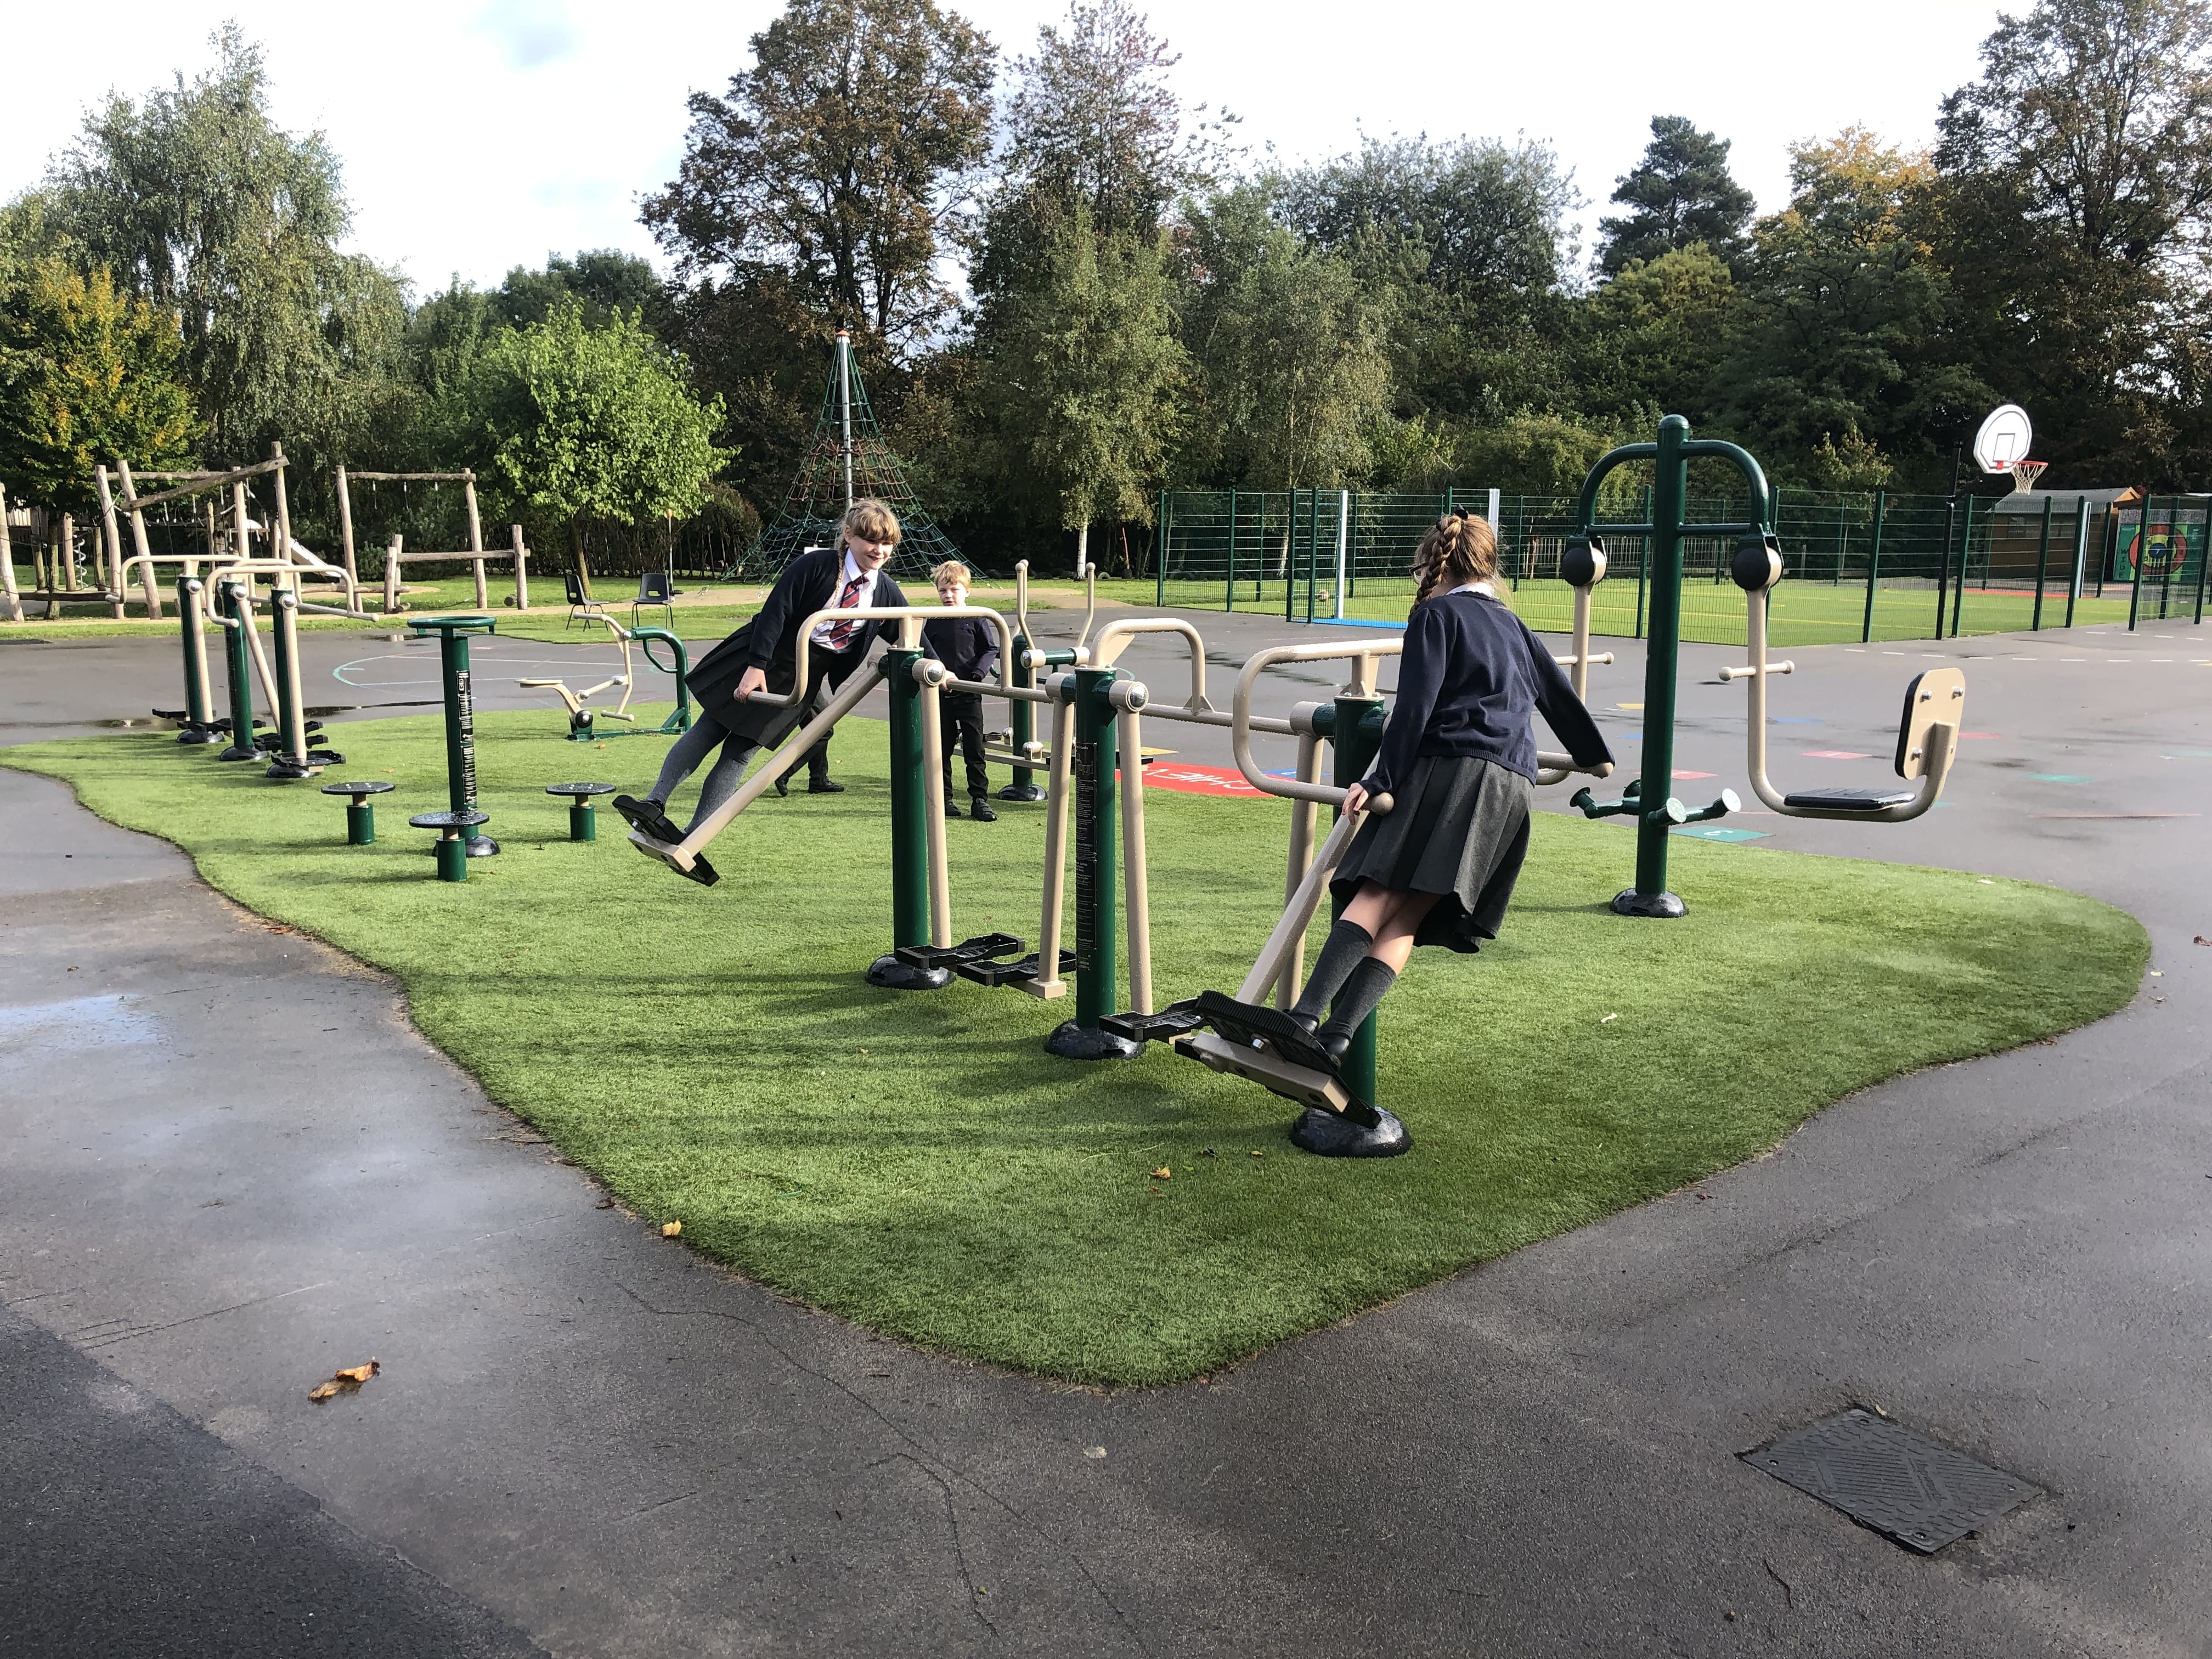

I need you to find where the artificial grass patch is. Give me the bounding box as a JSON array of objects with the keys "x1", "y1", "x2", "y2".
[{"x1": 5, "y1": 714, "x2": 2145, "y2": 1385}]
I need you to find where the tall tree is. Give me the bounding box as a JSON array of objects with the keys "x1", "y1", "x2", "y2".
[
  {"x1": 972, "y1": 1, "x2": 1221, "y2": 306},
  {"x1": 1936, "y1": 0, "x2": 2212, "y2": 481},
  {"x1": 0, "y1": 257, "x2": 200, "y2": 510},
  {"x1": 39, "y1": 26, "x2": 408, "y2": 468},
  {"x1": 1719, "y1": 132, "x2": 1989, "y2": 486},
  {"x1": 1596, "y1": 117, "x2": 1756, "y2": 276},
  {"x1": 1573, "y1": 243, "x2": 1739, "y2": 423},
  {"x1": 642, "y1": 0, "x2": 995, "y2": 355},
  {"x1": 436, "y1": 302, "x2": 730, "y2": 585},
  {"x1": 1280, "y1": 136, "x2": 1577, "y2": 420},
  {"x1": 1182, "y1": 185, "x2": 1393, "y2": 490},
  {"x1": 985, "y1": 204, "x2": 1187, "y2": 572}
]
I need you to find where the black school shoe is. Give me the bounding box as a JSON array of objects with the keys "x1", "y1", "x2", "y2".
[
  {"x1": 968, "y1": 797, "x2": 997, "y2": 822},
  {"x1": 612, "y1": 794, "x2": 684, "y2": 845},
  {"x1": 1291, "y1": 1101, "x2": 1412, "y2": 1158},
  {"x1": 944, "y1": 799, "x2": 964, "y2": 819},
  {"x1": 1194, "y1": 990, "x2": 1340, "y2": 1077},
  {"x1": 807, "y1": 777, "x2": 845, "y2": 794}
]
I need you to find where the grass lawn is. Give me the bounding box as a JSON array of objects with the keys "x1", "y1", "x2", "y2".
[{"x1": 4, "y1": 714, "x2": 2144, "y2": 1386}]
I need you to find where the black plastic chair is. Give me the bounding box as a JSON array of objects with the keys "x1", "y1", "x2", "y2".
[
  {"x1": 565, "y1": 569, "x2": 608, "y2": 631},
  {"x1": 633, "y1": 570, "x2": 678, "y2": 631}
]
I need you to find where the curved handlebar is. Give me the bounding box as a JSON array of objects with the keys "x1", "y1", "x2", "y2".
[
  {"x1": 742, "y1": 605, "x2": 1018, "y2": 709},
  {"x1": 1088, "y1": 617, "x2": 1217, "y2": 713},
  {"x1": 1230, "y1": 640, "x2": 1402, "y2": 807}
]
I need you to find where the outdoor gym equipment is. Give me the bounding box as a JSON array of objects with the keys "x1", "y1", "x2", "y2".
[
  {"x1": 323, "y1": 781, "x2": 394, "y2": 844},
  {"x1": 199, "y1": 557, "x2": 346, "y2": 778},
  {"x1": 409, "y1": 616, "x2": 500, "y2": 857},
  {"x1": 545, "y1": 782, "x2": 617, "y2": 841},
  {"x1": 518, "y1": 617, "x2": 692, "y2": 741},
  {"x1": 1718, "y1": 539, "x2": 1962, "y2": 819},
  {"x1": 411, "y1": 810, "x2": 492, "y2": 882},
  {"x1": 625, "y1": 605, "x2": 1023, "y2": 989}
]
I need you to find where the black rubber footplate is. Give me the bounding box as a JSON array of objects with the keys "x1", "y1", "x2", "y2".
[
  {"x1": 1100, "y1": 1000, "x2": 1206, "y2": 1045},
  {"x1": 958, "y1": 948, "x2": 1075, "y2": 987},
  {"x1": 896, "y1": 932, "x2": 1024, "y2": 972}
]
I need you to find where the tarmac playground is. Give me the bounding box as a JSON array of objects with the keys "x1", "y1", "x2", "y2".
[{"x1": 3, "y1": 603, "x2": 2208, "y2": 1656}]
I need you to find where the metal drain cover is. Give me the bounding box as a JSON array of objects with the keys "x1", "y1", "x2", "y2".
[{"x1": 1743, "y1": 1408, "x2": 2038, "y2": 1553}]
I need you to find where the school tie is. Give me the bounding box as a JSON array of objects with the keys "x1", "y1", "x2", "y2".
[{"x1": 823, "y1": 572, "x2": 868, "y2": 651}]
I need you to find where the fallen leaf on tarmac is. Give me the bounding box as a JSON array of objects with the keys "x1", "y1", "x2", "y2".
[
  {"x1": 2197, "y1": 936, "x2": 2210, "y2": 946},
  {"x1": 1150, "y1": 1167, "x2": 1172, "y2": 1181},
  {"x1": 595, "y1": 1196, "x2": 615, "y2": 1209},
  {"x1": 309, "y1": 1358, "x2": 380, "y2": 1401},
  {"x1": 662, "y1": 1221, "x2": 682, "y2": 1237}
]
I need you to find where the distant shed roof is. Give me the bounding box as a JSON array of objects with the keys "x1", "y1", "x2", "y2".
[{"x1": 1990, "y1": 486, "x2": 2147, "y2": 512}]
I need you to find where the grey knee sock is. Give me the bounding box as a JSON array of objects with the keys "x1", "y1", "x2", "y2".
[
  {"x1": 1318, "y1": 956, "x2": 1397, "y2": 1045},
  {"x1": 687, "y1": 742, "x2": 759, "y2": 830},
  {"x1": 1291, "y1": 921, "x2": 1375, "y2": 1023}
]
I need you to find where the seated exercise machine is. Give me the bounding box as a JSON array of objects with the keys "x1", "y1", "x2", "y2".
[
  {"x1": 518, "y1": 614, "x2": 693, "y2": 741},
  {"x1": 1718, "y1": 533, "x2": 1963, "y2": 819}
]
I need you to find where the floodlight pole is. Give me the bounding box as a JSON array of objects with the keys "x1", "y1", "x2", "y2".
[{"x1": 838, "y1": 329, "x2": 854, "y2": 511}]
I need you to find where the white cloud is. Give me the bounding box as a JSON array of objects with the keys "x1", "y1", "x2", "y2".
[{"x1": 473, "y1": 0, "x2": 581, "y2": 70}]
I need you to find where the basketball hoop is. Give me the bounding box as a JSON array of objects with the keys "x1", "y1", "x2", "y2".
[
  {"x1": 2008, "y1": 459, "x2": 2048, "y2": 493},
  {"x1": 1973, "y1": 403, "x2": 2034, "y2": 473}
]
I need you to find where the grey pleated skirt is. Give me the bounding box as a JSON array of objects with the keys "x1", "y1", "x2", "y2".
[{"x1": 1330, "y1": 755, "x2": 1534, "y2": 952}]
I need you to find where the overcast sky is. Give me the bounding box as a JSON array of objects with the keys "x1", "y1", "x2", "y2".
[{"x1": 3, "y1": 1, "x2": 2011, "y2": 297}]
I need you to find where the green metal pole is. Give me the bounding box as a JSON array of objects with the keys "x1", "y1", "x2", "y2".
[
  {"x1": 1155, "y1": 490, "x2": 1167, "y2": 607},
  {"x1": 1046, "y1": 669, "x2": 1138, "y2": 1058},
  {"x1": 1305, "y1": 487, "x2": 1319, "y2": 625},
  {"x1": 1950, "y1": 495, "x2": 1973, "y2": 637},
  {"x1": 1225, "y1": 489, "x2": 1237, "y2": 614},
  {"x1": 1002, "y1": 632, "x2": 1044, "y2": 801},
  {"x1": 1330, "y1": 695, "x2": 1387, "y2": 1104},
  {"x1": 1863, "y1": 489, "x2": 1885, "y2": 642},
  {"x1": 1624, "y1": 417, "x2": 1690, "y2": 915},
  {"x1": 2128, "y1": 494, "x2": 2151, "y2": 630},
  {"x1": 1936, "y1": 498, "x2": 1955, "y2": 640},
  {"x1": 217, "y1": 579, "x2": 257, "y2": 760},
  {"x1": 884, "y1": 648, "x2": 929, "y2": 951},
  {"x1": 268, "y1": 586, "x2": 306, "y2": 774},
  {"x1": 2032, "y1": 494, "x2": 2053, "y2": 631},
  {"x1": 414, "y1": 617, "x2": 499, "y2": 854},
  {"x1": 1284, "y1": 489, "x2": 1297, "y2": 623},
  {"x1": 2067, "y1": 497, "x2": 2087, "y2": 628}
]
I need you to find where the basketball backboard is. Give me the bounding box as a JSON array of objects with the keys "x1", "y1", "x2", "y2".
[{"x1": 1973, "y1": 404, "x2": 2034, "y2": 473}]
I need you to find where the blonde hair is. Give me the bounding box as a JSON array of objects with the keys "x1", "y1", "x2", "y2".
[
  {"x1": 843, "y1": 498, "x2": 901, "y2": 546},
  {"x1": 1412, "y1": 510, "x2": 1502, "y2": 605},
  {"x1": 930, "y1": 560, "x2": 972, "y2": 588}
]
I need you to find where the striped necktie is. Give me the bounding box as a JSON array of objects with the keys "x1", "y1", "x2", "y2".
[{"x1": 823, "y1": 571, "x2": 868, "y2": 650}]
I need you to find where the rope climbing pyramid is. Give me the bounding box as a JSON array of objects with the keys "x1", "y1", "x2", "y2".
[{"x1": 737, "y1": 330, "x2": 961, "y2": 580}]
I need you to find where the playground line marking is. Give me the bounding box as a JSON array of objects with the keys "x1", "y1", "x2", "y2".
[
  {"x1": 1804, "y1": 750, "x2": 1872, "y2": 760},
  {"x1": 1673, "y1": 770, "x2": 1715, "y2": 780},
  {"x1": 2029, "y1": 774, "x2": 2091, "y2": 783},
  {"x1": 2029, "y1": 813, "x2": 2198, "y2": 820},
  {"x1": 1961, "y1": 732, "x2": 2000, "y2": 740},
  {"x1": 1134, "y1": 764, "x2": 1268, "y2": 799}
]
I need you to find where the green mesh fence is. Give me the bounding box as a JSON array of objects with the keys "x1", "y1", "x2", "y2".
[{"x1": 1155, "y1": 488, "x2": 2200, "y2": 645}]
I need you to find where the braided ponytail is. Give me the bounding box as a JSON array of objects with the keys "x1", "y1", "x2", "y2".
[{"x1": 1411, "y1": 509, "x2": 1502, "y2": 605}]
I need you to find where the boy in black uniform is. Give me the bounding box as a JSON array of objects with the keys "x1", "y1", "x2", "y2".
[{"x1": 920, "y1": 561, "x2": 998, "y2": 821}]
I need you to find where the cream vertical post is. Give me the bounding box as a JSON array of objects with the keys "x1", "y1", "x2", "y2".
[
  {"x1": 0, "y1": 484, "x2": 19, "y2": 624},
  {"x1": 1117, "y1": 700, "x2": 1152, "y2": 1017},
  {"x1": 510, "y1": 524, "x2": 530, "y2": 610},
  {"x1": 94, "y1": 467, "x2": 126, "y2": 618},
  {"x1": 335, "y1": 465, "x2": 358, "y2": 584},
  {"x1": 270, "y1": 442, "x2": 294, "y2": 570},
  {"x1": 383, "y1": 535, "x2": 403, "y2": 614},
  {"x1": 1025, "y1": 689, "x2": 1076, "y2": 1000},
  {"x1": 118, "y1": 461, "x2": 161, "y2": 623},
  {"x1": 1276, "y1": 730, "x2": 1322, "y2": 1007},
  {"x1": 463, "y1": 472, "x2": 489, "y2": 610}
]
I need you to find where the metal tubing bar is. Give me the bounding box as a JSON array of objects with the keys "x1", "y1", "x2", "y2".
[
  {"x1": 1024, "y1": 697, "x2": 1076, "y2": 1000},
  {"x1": 1118, "y1": 704, "x2": 1152, "y2": 1017},
  {"x1": 1230, "y1": 640, "x2": 1403, "y2": 806},
  {"x1": 2067, "y1": 498, "x2": 2088, "y2": 627},
  {"x1": 1277, "y1": 732, "x2": 1321, "y2": 1008},
  {"x1": 2032, "y1": 494, "x2": 2053, "y2": 631},
  {"x1": 2128, "y1": 494, "x2": 2151, "y2": 630},
  {"x1": 1086, "y1": 616, "x2": 1216, "y2": 710},
  {"x1": 1863, "y1": 489, "x2": 1885, "y2": 642},
  {"x1": 1234, "y1": 809, "x2": 1369, "y2": 1006}
]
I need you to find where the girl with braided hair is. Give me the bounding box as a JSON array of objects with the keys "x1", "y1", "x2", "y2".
[{"x1": 1203, "y1": 509, "x2": 1613, "y2": 1158}]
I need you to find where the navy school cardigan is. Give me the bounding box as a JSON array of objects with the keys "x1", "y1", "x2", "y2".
[{"x1": 1358, "y1": 590, "x2": 1615, "y2": 798}]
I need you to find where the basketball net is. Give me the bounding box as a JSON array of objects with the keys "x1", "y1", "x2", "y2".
[{"x1": 2010, "y1": 459, "x2": 2049, "y2": 492}]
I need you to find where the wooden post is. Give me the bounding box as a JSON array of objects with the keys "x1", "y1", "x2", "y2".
[
  {"x1": 95, "y1": 466, "x2": 131, "y2": 619},
  {"x1": 1, "y1": 484, "x2": 21, "y2": 623},
  {"x1": 201, "y1": 496, "x2": 218, "y2": 577},
  {"x1": 232, "y1": 480, "x2": 251, "y2": 569},
  {"x1": 335, "y1": 465, "x2": 358, "y2": 585},
  {"x1": 383, "y1": 535, "x2": 403, "y2": 613},
  {"x1": 270, "y1": 442, "x2": 294, "y2": 569},
  {"x1": 60, "y1": 514, "x2": 77, "y2": 595},
  {"x1": 463, "y1": 473, "x2": 488, "y2": 610},
  {"x1": 117, "y1": 461, "x2": 162, "y2": 623},
  {"x1": 510, "y1": 523, "x2": 530, "y2": 611}
]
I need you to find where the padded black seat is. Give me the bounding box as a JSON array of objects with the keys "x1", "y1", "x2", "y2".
[
  {"x1": 409, "y1": 810, "x2": 491, "y2": 831},
  {"x1": 321, "y1": 781, "x2": 394, "y2": 799},
  {"x1": 1782, "y1": 787, "x2": 1917, "y2": 812}
]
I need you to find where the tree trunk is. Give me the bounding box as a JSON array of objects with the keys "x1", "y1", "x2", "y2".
[
  {"x1": 569, "y1": 519, "x2": 594, "y2": 595},
  {"x1": 1075, "y1": 522, "x2": 1088, "y2": 579}
]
